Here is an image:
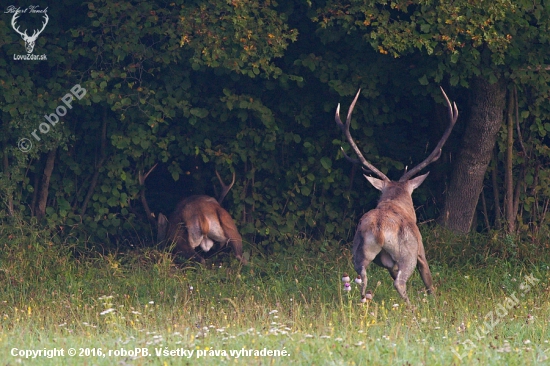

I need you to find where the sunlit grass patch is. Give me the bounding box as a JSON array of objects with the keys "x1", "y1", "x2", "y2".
[{"x1": 0, "y1": 230, "x2": 549, "y2": 365}]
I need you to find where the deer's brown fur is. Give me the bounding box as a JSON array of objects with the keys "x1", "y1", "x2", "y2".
[
  {"x1": 353, "y1": 175, "x2": 433, "y2": 304},
  {"x1": 165, "y1": 195, "x2": 245, "y2": 264},
  {"x1": 156, "y1": 171, "x2": 246, "y2": 265}
]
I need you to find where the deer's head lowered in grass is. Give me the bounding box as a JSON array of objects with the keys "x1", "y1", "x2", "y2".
[
  {"x1": 336, "y1": 87, "x2": 458, "y2": 304},
  {"x1": 157, "y1": 171, "x2": 246, "y2": 265}
]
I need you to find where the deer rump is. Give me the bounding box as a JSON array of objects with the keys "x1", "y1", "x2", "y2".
[
  {"x1": 352, "y1": 200, "x2": 427, "y2": 287},
  {"x1": 166, "y1": 195, "x2": 244, "y2": 264}
]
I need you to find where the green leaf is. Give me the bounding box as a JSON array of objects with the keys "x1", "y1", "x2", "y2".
[
  {"x1": 320, "y1": 157, "x2": 332, "y2": 170},
  {"x1": 190, "y1": 108, "x2": 209, "y2": 118},
  {"x1": 450, "y1": 52, "x2": 459, "y2": 64},
  {"x1": 418, "y1": 75, "x2": 429, "y2": 85}
]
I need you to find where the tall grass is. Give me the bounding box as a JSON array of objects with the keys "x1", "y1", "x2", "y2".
[{"x1": 0, "y1": 222, "x2": 549, "y2": 365}]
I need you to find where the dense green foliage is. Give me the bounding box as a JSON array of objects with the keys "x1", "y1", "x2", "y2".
[
  {"x1": 317, "y1": 0, "x2": 550, "y2": 233},
  {"x1": 1, "y1": 0, "x2": 550, "y2": 250}
]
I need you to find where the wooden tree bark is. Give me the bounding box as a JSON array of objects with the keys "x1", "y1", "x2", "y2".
[
  {"x1": 504, "y1": 88, "x2": 515, "y2": 233},
  {"x1": 36, "y1": 149, "x2": 57, "y2": 219},
  {"x1": 2, "y1": 148, "x2": 14, "y2": 216},
  {"x1": 491, "y1": 149, "x2": 502, "y2": 228},
  {"x1": 439, "y1": 77, "x2": 507, "y2": 233}
]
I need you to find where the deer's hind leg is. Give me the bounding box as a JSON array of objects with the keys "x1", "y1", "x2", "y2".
[
  {"x1": 168, "y1": 223, "x2": 194, "y2": 262},
  {"x1": 352, "y1": 230, "x2": 383, "y2": 299},
  {"x1": 393, "y1": 262, "x2": 415, "y2": 305},
  {"x1": 180, "y1": 218, "x2": 207, "y2": 264},
  {"x1": 392, "y1": 238, "x2": 419, "y2": 305}
]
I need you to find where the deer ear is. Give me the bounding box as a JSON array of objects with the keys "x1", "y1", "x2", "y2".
[
  {"x1": 407, "y1": 172, "x2": 430, "y2": 191},
  {"x1": 364, "y1": 175, "x2": 386, "y2": 191}
]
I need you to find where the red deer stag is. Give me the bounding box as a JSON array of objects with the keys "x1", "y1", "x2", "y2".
[
  {"x1": 157, "y1": 171, "x2": 246, "y2": 265},
  {"x1": 336, "y1": 87, "x2": 458, "y2": 304}
]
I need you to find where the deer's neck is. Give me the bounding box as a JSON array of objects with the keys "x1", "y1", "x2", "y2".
[{"x1": 377, "y1": 197, "x2": 417, "y2": 222}]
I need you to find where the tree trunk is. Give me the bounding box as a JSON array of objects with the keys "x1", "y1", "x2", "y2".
[
  {"x1": 491, "y1": 149, "x2": 502, "y2": 228},
  {"x1": 36, "y1": 149, "x2": 57, "y2": 219},
  {"x1": 2, "y1": 149, "x2": 14, "y2": 216},
  {"x1": 31, "y1": 171, "x2": 40, "y2": 217},
  {"x1": 504, "y1": 88, "x2": 515, "y2": 233},
  {"x1": 439, "y1": 77, "x2": 507, "y2": 233}
]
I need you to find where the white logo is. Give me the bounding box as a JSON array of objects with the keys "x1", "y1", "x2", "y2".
[
  {"x1": 5, "y1": 5, "x2": 48, "y2": 59},
  {"x1": 12, "y1": 10, "x2": 48, "y2": 53}
]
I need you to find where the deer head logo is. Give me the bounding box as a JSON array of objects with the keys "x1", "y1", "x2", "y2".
[{"x1": 11, "y1": 10, "x2": 49, "y2": 54}]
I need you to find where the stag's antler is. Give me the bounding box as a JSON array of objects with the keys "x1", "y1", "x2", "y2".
[
  {"x1": 335, "y1": 89, "x2": 390, "y2": 181},
  {"x1": 215, "y1": 170, "x2": 236, "y2": 205},
  {"x1": 398, "y1": 87, "x2": 458, "y2": 182},
  {"x1": 138, "y1": 163, "x2": 158, "y2": 225},
  {"x1": 11, "y1": 11, "x2": 26, "y2": 38}
]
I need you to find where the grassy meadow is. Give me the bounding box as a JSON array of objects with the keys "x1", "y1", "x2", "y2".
[{"x1": 0, "y1": 223, "x2": 549, "y2": 365}]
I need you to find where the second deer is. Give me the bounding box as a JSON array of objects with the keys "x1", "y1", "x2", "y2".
[{"x1": 157, "y1": 171, "x2": 246, "y2": 265}]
